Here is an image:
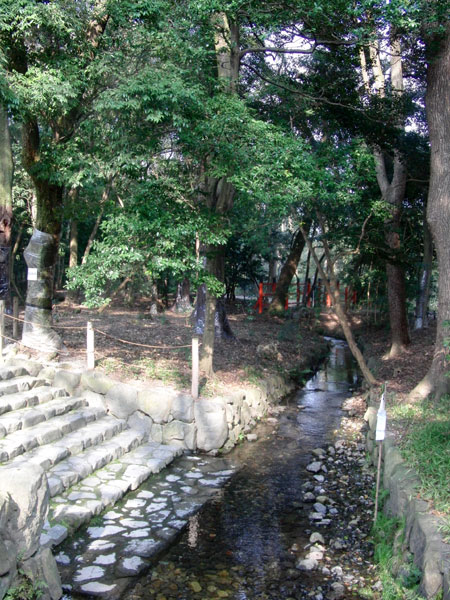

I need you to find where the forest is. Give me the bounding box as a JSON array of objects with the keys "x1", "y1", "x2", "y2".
[{"x1": 0, "y1": 0, "x2": 449, "y2": 398}]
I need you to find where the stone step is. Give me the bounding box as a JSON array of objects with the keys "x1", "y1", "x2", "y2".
[
  {"x1": 41, "y1": 441, "x2": 184, "y2": 549},
  {"x1": 0, "y1": 375, "x2": 48, "y2": 397},
  {"x1": 0, "y1": 385, "x2": 69, "y2": 416},
  {"x1": 0, "y1": 395, "x2": 87, "y2": 437},
  {"x1": 2, "y1": 412, "x2": 125, "y2": 472},
  {"x1": 46, "y1": 426, "x2": 144, "y2": 497},
  {"x1": 0, "y1": 365, "x2": 29, "y2": 381},
  {"x1": 0, "y1": 405, "x2": 107, "y2": 463}
]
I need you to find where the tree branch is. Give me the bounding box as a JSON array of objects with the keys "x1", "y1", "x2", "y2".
[
  {"x1": 242, "y1": 63, "x2": 386, "y2": 123},
  {"x1": 240, "y1": 44, "x2": 316, "y2": 59}
]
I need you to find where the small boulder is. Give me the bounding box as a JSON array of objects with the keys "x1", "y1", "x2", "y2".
[
  {"x1": 306, "y1": 461, "x2": 322, "y2": 473},
  {"x1": 296, "y1": 558, "x2": 318, "y2": 571}
]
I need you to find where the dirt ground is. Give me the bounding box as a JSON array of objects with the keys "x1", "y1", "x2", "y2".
[
  {"x1": 7, "y1": 299, "x2": 436, "y2": 408},
  {"x1": 319, "y1": 311, "x2": 436, "y2": 397},
  {"x1": 8, "y1": 300, "x2": 329, "y2": 396}
]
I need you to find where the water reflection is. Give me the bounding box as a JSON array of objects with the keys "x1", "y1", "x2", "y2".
[{"x1": 132, "y1": 339, "x2": 360, "y2": 600}]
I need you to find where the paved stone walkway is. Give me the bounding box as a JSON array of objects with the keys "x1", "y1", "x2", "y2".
[
  {"x1": 56, "y1": 454, "x2": 235, "y2": 598},
  {"x1": 0, "y1": 360, "x2": 234, "y2": 597}
]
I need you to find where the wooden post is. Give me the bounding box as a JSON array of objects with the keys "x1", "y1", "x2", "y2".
[
  {"x1": 13, "y1": 297, "x2": 19, "y2": 339},
  {"x1": 0, "y1": 300, "x2": 4, "y2": 360},
  {"x1": 86, "y1": 321, "x2": 95, "y2": 369},
  {"x1": 191, "y1": 336, "x2": 199, "y2": 399},
  {"x1": 374, "y1": 440, "x2": 383, "y2": 523}
]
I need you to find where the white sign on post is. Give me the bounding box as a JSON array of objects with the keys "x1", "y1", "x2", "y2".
[
  {"x1": 375, "y1": 390, "x2": 387, "y2": 441},
  {"x1": 27, "y1": 268, "x2": 38, "y2": 281}
]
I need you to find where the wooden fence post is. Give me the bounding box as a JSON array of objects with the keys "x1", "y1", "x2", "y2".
[
  {"x1": 191, "y1": 336, "x2": 199, "y2": 399},
  {"x1": 87, "y1": 321, "x2": 95, "y2": 369},
  {"x1": 13, "y1": 297, "x2": 19, "y2": 339},
  {"x1": 0, "y1": 300, "x2": 4, "y2": 360}
]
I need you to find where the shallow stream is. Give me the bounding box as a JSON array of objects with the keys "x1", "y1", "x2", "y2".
[{"x1": 128, "y1": 339, "x2": 376, "y2": 600}]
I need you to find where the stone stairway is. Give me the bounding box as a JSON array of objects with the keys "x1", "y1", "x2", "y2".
[
  {"x1": 0, "y1": 360, "x2": 236, "y2": 598},
  {"x1": 0, "y1": 362, "x2": 183, "y2": 551}
]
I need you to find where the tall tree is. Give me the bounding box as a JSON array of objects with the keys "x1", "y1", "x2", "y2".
[
  {"x1": 359, "y1": 33, "x2": 410, "y2": 357},
  {"x1": 413, "y1": 20, "x2": 450, "y2": 399},
  {"x1": 2, "y1": 0, "x2": 111, "y2": 350},
  {"x1": 198, "y1": 13, "x2": 240, "y2": 377}
]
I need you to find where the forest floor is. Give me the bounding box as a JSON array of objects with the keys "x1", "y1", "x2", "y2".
[
  {"x1": 10, "y1": 298, "x2": 436, "y2": 406},
  {"x1": 31, "y1": 299, "x2": 332, "y2": 397}
]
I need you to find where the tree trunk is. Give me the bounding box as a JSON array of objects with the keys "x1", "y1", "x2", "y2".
[
  {"x1": 0, "y1": 104, "x2": 13, "y2": 311},
  {"x1": 414, "y1": 216, "x2": 433, "y2": 330},
  {"x1": 173, "y1": 278, "x2": 192, "y2": 313},
  {"x1": 193, "y1": 252, "x2": 234, "y2": 340},
  {"x1": 67, "y1": 218, "x2": 79, "y2": 304},
  {"x1": 269, "y1": 224, "x2": 310, "y2": 314},
  {"x1": 300, "y1": 221, "x2": 377, "y2": 387},
  {"x1": 82, "y1": 183, "x2": 110, "y2": 264},
  {"x1": 309, "y1": 254, "x2": 325, "y2": 306},
  {"x1": 412, "y1": 24, "x2": 450, "y2": 400},
  {"x1": 302, "y1": 248, "x2": 311, "y2": 306},
  {"x1": 21, "y1": 119, "x2": 64, "y2": 352},
  {"x1": 360, "y1": 38, "x2": 410, "y2": 357},
  {"x1": 268, "y1": 256, "x2": 278, "y2": 284},
  {"x1": 199, "y1": 285, "x2": 216, "y2": 378},
  {"x1": 382, "y1": 166, "x2": 410, "y2": 356}
]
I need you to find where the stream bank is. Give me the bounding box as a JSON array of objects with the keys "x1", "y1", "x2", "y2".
[{"x1": 126, "y1": 340, "x2": 382, "y2": 600}]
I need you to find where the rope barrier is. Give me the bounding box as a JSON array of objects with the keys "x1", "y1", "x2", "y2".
[
  {"x1": 93, "y1": 327, "x2": 195, "y2": 350},
  {"x1": 0, "y1": 302, "x2": 201, "y2": 397},
  {"x1": 1, "y1": 333, "x2": 28, "y2": 347},
  {"x1": 3, "y1": 312, "x2": 197, "y2": 351},
  {"x1": 4, "y1": 313, "x2": 85, "y2": 330}
]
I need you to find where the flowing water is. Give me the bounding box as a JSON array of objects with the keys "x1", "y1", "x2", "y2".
[{"x1": 129, "y1": 339, "x2": 371, "y2": 600}]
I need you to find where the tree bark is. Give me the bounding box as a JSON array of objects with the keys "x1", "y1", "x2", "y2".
[
  {"x1": 199, "y1": 285, "x2": 216, "y2": 378},
  {"x1": 173, "y1": 278, "x2": 192, "y2": 313},
  {"x1": 302, "y1": 248, "x2": 311, "y2": 306},
  {"x1": 67, "y1": 217, "x2": 79, "y2": 304},
  {"x1": 414, "y1": 215, "x2": 433, "y2": 330},
  {"x1": 199, "y1": 14, "x2": 239, "y2": 376},
  {"x1": 19, "y1": 117, "x2": 64, "y2": 351},
  {"x1": 412, "y1": 24, "x2": 450, "y2": 399},
  {"x1": 269, "y1": 224, "x2": 310, "y2": 314},
  {"x1": 82, "y1": 182, "x2": 110, "y2": 264},
  {"x1": 0, "y1": 104, "x2": 13, "y2": 311},
  {"x1": 9, "y1": 2, "x2": 109, "y2": 351}
]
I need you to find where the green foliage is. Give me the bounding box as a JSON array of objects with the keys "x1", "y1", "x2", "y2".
[
  {"x1": 400, "y1": 394, "x2": 450, "y2": 536},
  {"x1": 371, "y1": 513, "x2": 422, "y2": 600},
  {"x1": 66, "y1": 172, "x2": 228, "y2": 306},
  {"x1": 5, "y1": 570, "x2": 46, "y2": 600},
  {"x1": 0, "y1": 0, "x2": 437, "y2": 348}
]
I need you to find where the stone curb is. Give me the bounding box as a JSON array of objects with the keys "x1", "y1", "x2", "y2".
[{"x1": 364, "y1": 390, "x2": 450, "y2": 599}]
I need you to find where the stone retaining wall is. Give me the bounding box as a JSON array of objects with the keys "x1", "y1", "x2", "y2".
[
  {"x1": 52, "y1": 368, "x2": 296, "y2": 454},
  {"x1": 364, "y1": 390, "x2": 450, "y2": 599},
  {"x1": 0, "y1": 465, "x2": 62, "y2": 600}
]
